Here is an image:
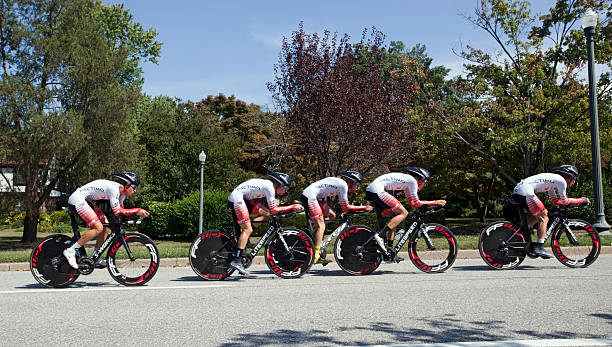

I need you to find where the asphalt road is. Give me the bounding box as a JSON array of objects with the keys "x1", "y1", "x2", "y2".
[{"x1": 1, "y1": 256, "x2": 611, "y2": 346}]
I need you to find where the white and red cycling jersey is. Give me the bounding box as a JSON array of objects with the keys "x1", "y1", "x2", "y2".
[
  {"x1": 512, "y1": 173, "x2": 584, "y2": 216},
  {"x1": 366, "y1": 172, "x2": 433, "y2": 209},
  {"x1": 67, "y1": 179, "x2": 142, "y2": 227},
  {"x1": 228, "y1": 179, "x2": 296, "y2": 225},
  {"x1": 301, "y1": 177, "x2": 369, "y2": 220}
]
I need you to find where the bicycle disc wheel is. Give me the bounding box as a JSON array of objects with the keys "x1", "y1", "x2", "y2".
[
  {"x1": 334, "y1": 225, "x2": 382, "y2": 275},
  {"x1": 408, "y1": 223, "x2": 457, "y2": 273},
  {"x1": 478, "y1": 221, "x2": 526, "y2": 270},
  {"x1": 30, "y1": 234, "x2": 80, "y2": 288},
  {"x1": 551, "y1": 219, "x2": 601, "y2": 268},
  {"x1": 107, "y1": 233, "x2": 160, "y2": 286},
  {"x1": 189, "y1": 230, "x2": 236, "y2": 280},
  {"x1": 265, "y1": 227, "x2": 314, "y2": 279}
]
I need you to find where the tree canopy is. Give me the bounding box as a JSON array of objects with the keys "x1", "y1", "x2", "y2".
[{"x1": 0, "y1": 0, "x2": 161, "y2": 241}]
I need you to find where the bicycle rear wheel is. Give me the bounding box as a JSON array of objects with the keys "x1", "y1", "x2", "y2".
[
  {"x1": 30, "y1": 234, "x2": 80, "y2": 288},
  {"x1": 478, "y1": 221, "x2": 526, "y2": 270},
  {"x1": 408, "y1": 223, "x2": 457, "y2": 273},
  {"x1": 551, "y1": 219, "x2": 600, "y2": 268},
  {"x1": 265, "y1": 227, "x2": 314, "y2": 278},
  {"x1": 189, "y1": 230, "x2": 236, "y2": 280},
  {"x1": 334, "y1": 225, "x2": 382, "y2": 275},
  {"x1": 107, "y1": 233, "x2": 160, "y2": 286}
]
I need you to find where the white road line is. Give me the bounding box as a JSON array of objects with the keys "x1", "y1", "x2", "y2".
[
  {"x1": 0, "y1": 284, "x2": 235, "y2": 294},
  {"x1": 358, "y1": 337, "x2": 612, "y2": 347}
]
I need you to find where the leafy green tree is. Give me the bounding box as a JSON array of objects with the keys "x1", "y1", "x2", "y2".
[
  {"x1": 0, "y1": 0, "x2": 161, "y2": 242},
  {"x1": 136, "y1": 95, "x2": 251, "y2": 203},
  {"x1": 195, "y1": 94, "x2": 278, "y2": 175},
  {"x1": 427, "y1": 0, "x2": 610, "y2": 203}
]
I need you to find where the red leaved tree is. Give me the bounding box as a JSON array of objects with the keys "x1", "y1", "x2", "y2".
[{"x1": 267, "y1": 24, "x2": 421, "y2": 182}]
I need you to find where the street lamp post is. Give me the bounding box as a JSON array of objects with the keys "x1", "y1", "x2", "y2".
[
  {"x1": 582, "y1": 8, "x2": 610, "y2": 232},
  {"x1": 198, "y1": 150, "x2": 207, "y2": 235}
]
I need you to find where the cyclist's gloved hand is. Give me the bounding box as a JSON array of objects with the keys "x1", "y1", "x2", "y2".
[
  {"x1": 293, "y1": 204, "x2": 305, "y2": 213},
  {"x1": 579, "y1": 197, "x2": 590, "y2": 206},
  {"x1": 137, "y1": 209, "x2": 150, "y2": 218}
]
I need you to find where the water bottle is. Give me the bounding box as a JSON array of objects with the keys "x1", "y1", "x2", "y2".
[
  {"x1": 394, "y1": 229, "x2": 405, "y2": 241},
  {"x1": 373, "y1": 233, "x2": 387, "y2": 251}
]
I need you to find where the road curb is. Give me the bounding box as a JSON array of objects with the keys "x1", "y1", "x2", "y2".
[{"x1": 2, "y1": 246, "x2": 610, "y2": 272}]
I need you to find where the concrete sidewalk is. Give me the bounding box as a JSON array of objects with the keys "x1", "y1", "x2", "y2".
[{"x1": 4, "y1": 247, "x2": 610, "y2": 272}]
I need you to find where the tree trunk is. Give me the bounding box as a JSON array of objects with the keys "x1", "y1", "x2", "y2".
[
  {"x1": 472, "y1": 183, "x2": 483, "y2": 222},
  {"x1": 480, "y1": 172, "x2": 498, "y2": 223},
  {"x1": 21, "y1": 211, "x2": 39, "y2": 243}
]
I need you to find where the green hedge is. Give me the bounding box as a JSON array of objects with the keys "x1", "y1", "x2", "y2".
[
  {"x1": 138, "y1": 190, "x2": 455, "y2": 239},
  {"x1": 1, "y1": 210, "x2": 70, "y2": 231},
  {"x1": 140, "y1": 190, "x2": 232, "y2": 239}
]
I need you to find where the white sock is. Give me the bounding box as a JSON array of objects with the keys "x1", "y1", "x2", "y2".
[
  {"x1": 537, "y1": 239, "x2": 545, "y2": 244},
  {"x1": 70, "y1": 243, "x2": 81, "y2": 251}
]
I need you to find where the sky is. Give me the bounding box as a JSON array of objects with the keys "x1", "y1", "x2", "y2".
[{"x1": 103, "y1": 0, "x2": 556, "y2": 109}]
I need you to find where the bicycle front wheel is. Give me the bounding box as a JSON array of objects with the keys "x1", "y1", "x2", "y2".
[
  {"x1": 478, "y1": 221, "x2": 526, "y2": 270},
  {"x1": 30, "y1": 234, "x2": 80, "y2": 288},
  {"x1": 189, "y1": 230, "x2": 236, "y2": 280},
  {"x1": 334, "y1": 225, "x2": 382, "y2": 275},
  {"x1": 551, "y1": 219, "x2": 600, "y2": 268},
  {"x1": 265, "y1": 227, "x2": 314, "y2": 279},
  {"x1": 408, "y1": 223, "x2": 457, "y2": 273},
  {"x1": 107, "y1": 233, "x2": 160, "y2": 286}
]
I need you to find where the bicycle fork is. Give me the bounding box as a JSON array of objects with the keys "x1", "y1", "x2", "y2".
[{"x1": 118, "y1": 233, "x2": 135, "y2": 262}]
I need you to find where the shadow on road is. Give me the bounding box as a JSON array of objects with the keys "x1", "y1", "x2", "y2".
[
  {"x1": 170, "y1": 270, "x2": 285, "y2": 282},
  {"x1": 590, "y1": 313, "x2": 612, "y2": 322},
  {"x1": 218, "y1": 314, "x2": 607, "y2": 346},
  {"x1": 15, "y1": 281, "x2": 112, "y2": 289},
  {"x1": 452, "y1": 264, "x2": 542, "y2": 271}
]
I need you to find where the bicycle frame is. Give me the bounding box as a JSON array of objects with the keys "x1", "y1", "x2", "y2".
[
  {"x1": 320, "y1": 219, "x2": 352, "y2": 251},
  {"x1": 372, "y1": 206, "x2": 444, "y2": 254},
  {"x1": 68, "y1": 208, "x2": 136, "y2": 266},
  {"x1": 248, "y1": 217, "x2": 287, "y2": 257},
  {"x1": 502, "y1": 209, "x2": 573, "y2": 247}
]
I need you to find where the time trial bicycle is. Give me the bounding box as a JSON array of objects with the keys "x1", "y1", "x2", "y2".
[
  {"x1": 478, "y1": 203, "x2": 600, "y2": 269},
  {"x1": 189, "y1": 211, "x2": 314, "y2": 280},
  {"x1": 30, "y1": 205, "x2": 160, "y2": 288},
  {"x1": 334, "y1": 206, "x2": 457, "y2": 275}
]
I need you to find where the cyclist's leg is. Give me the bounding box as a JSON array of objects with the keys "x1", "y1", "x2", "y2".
[
  {"x1": 305, "y1": 198, "x2": 326, "y2": 263},
  {"x1": 93, "y1": 206, "x2": 109, "y2": 249},
  {"x1": 367, "y1": 191, "x2": 407, "y2": 246},
  {"x1": 320, "y1": 200, "x2": 336, "y2": 220},
  {"x1": 63, "y1": 202, "x2": 104, "y2": 268},
  {"x1": 228, "y1": 200, "x2": 252, "y2": 275},
  {"x1": 250, "y1": 201, "x2": 270, "y2": 228},
  {"x1": 520, "y1": 194, "x2": 551, "y2": 259}
]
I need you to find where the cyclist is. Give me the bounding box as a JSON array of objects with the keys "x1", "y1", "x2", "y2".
[
  {"x1": 301, "y1": 171, "x2": 373, "y2": 264},
  {"x1": 227, "y1": 172, "x2": 304, "y2": 276},
  {"x1": 512, "y1": 165, "x2": 589, "y2": 259},
  {"x1": 63, "y1": 172, "x2": 149, "y2": 269},
  {"x1": 365, "y1": 167, "x2": 446, "y2": 262}
]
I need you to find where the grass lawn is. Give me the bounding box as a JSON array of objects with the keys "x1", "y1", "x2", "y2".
[{"x1": 1, "y1": 219, "x2": 609, "y2": 263}]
